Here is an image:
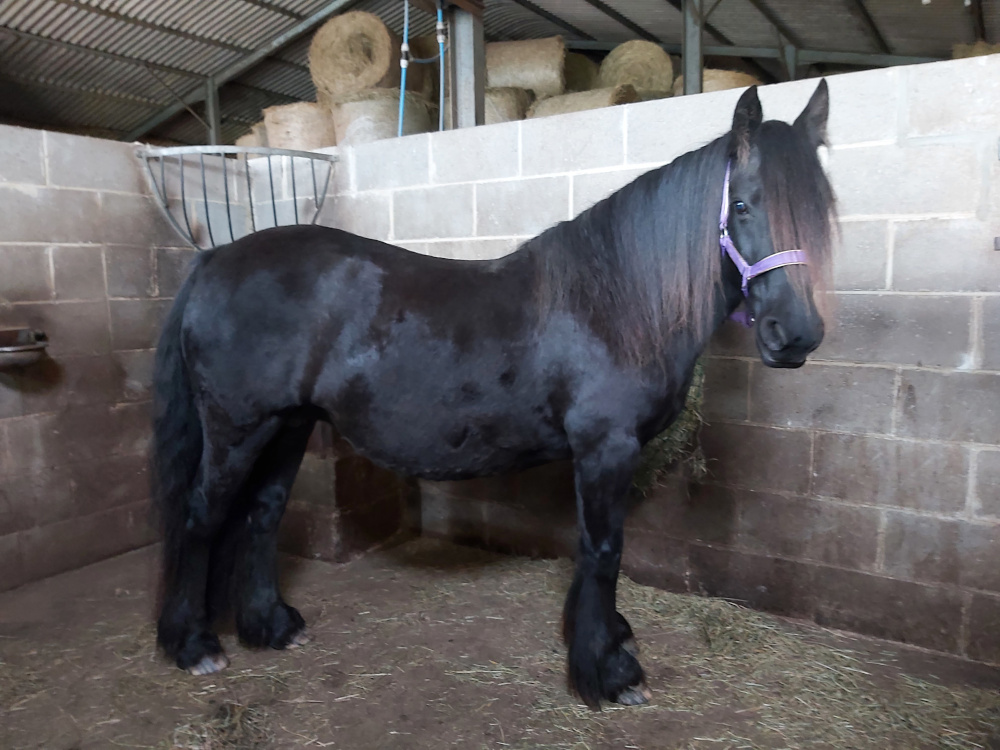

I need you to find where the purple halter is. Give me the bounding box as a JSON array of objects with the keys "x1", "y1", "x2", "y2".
[{"x1": 720, "y1": 162, "x2": 809, "y2": 327}]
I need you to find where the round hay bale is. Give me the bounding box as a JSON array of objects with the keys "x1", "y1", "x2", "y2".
[
  {"x1": 564, "y1": 52, "x2": 599, "y2": 92},
  {"x1": 672, "y1": 69, "x2": 762, "y2": 96},
  {"x1": 261, "y1": 102, "x2": 334, "y2": 151},
  {"x1": 598, "y1": 40, "x2": 674, "y2": 93},
  {"x1": 635, "y1": 88, "x2": 672, "y2": 102},
  {"x1": 443, "y1": 87, "x2": 535, "y2": 128},
  {"x1": 487, "y1": 87, "x2": 534, "y2": 123},
  {"x1": 332, "y1": 88, "x2": 431, "y2": 147},
  {"x1": 252, "y1": 121, "x2": 269, "y2": 147},
  {"x1": 234, "y1": 132, "x2": 257, "y2": 147},
  {"x1": 952, "y1": 41, "x2": 1000, "y2": 59},
  {"x1": 486, "y1": 36, "x2": 565, "y2": 98},
  {"x1": 526, "y1": 85, "x2": 639, "y2": 119},
  {"x1": 308, "y1": 11, "x2": 401, "y2": 100}
]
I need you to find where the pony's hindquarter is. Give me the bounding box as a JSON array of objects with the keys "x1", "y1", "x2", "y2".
[{"x1": 152, "y1": 246, "x2": 312, "y2": 675}]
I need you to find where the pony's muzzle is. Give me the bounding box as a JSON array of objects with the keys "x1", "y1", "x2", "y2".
[{"x1": 757, "y1": 315, "x2": 823, "y2": 368}]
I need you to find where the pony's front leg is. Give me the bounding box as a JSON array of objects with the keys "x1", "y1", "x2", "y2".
[{"x1": 563, "y1": 430, "x2": 650, "y2": 709}]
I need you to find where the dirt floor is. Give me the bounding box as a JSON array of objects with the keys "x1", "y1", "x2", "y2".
[{"x1": 1, "y1": 539, "x2": 999, "y2": 750}]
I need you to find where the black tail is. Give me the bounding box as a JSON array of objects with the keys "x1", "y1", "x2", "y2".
[{"x1": 151, "y1": 251, "x2": 214, "y2": 600}]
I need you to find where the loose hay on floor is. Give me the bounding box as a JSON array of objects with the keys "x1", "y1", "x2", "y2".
[
  {"x1": 1, "y1": 540, "x2": 997, "y2": 749},
  {"x1": 617, "y1": 578, "x2": 1000, "y2": 748},
  {"x1": 169, "y1": 702, "x2": 272, "y2": 750}
]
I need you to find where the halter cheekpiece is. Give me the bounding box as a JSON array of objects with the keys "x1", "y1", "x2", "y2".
[{"x1": 720, "y1": 161, "x2": 809, "y2": 327}]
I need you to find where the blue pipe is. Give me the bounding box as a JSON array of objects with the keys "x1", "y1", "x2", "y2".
[
  {"x1": 397, "y1": 0, "x2": 411, "y2": 138},
  {"x1": 437, "y1": 1, "x2": 445, "y2": 131}
]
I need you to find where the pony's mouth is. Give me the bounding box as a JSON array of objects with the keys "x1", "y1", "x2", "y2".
[{"x1": 758, "y1": 349, "x2": 809, "y2": 369}]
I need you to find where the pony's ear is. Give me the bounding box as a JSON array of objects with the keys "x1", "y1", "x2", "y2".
[
  {"x1": 731, "y1": 86, "x2": 763, "y2": 162},
  {"x1": 794, "y1": 79, "x2": 829, "y2": 150}
]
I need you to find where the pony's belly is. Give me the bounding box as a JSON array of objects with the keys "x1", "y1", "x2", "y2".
[{"x1": 329, "y1": 406, "x2": 570, "y2": 481}]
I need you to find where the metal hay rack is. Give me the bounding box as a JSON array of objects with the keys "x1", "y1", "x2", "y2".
[{"x1": 137, "y1": 145, "x2": 340, "y2": 251}]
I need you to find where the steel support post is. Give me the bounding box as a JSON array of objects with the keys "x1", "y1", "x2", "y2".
[
  {"x1": 447, "y1": 7, "x2": 485, "y2": 129},
  {"x1": 683, "y1": 0, "x2": 703, "y2": 95}
]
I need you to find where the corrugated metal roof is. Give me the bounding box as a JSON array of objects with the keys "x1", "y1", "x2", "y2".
[{"x1": 0, "y1": 0, "x2": 977, "y2": 144}]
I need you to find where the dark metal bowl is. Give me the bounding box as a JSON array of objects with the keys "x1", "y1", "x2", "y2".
[{"x1": 0, "y1": 328, "x2": 49, "y2": 368}]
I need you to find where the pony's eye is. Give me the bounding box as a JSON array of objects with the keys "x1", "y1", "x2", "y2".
[{"x1": 734, "y1": 201, "x2": 748, "y2": 215}]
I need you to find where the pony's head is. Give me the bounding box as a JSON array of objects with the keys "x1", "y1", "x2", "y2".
[{"x1": 724, "y1": 80, "x2": 836, "y2": 368}]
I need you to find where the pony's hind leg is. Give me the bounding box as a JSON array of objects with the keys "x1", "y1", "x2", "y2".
[
  {"x1": 230, "y1": 411, "x2": 316, "y2": 651},
  {"x1": 157, "y1": 416, "x2": 281, "y2": 675}
]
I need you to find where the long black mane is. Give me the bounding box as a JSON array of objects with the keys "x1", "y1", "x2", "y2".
[{"x1": 532, "y1": 120, "x2": 836, "y2": 367}]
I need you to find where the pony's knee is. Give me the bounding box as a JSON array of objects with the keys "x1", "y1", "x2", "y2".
[{"x1": 184, "y1": 487, "x2": 230, "y2": 536}]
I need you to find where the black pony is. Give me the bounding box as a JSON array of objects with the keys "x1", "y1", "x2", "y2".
[{"x1": 152, "y1": 83, "x2": 836, "y2": 709}]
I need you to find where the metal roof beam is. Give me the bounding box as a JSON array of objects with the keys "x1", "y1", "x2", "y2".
[
  {"x1": 38, "y1": 2, "x2": 311, "y2": 76},
  {"x1": 1, "y1": 27, "x2": 303, "y2": 109},
  {"x1": 0, "y1": 72, "x2": 165, "y2": 109},
  {"x1": 659, "y1": 0, "x2": 744, "y2": 46},
  {"x1": 0, "y1": 26, "x2": 204, "y2": 80},
  {"x1": 841, "y1": 0, "x2": 891, "y2": 54},
  {"x1": 123, "y1": 0, "x2": 361, "y2": 141},
  {"x1": 577, "y1": 0, "x2": 660, "y2": 42},
  {"x1": 503, "y1": 0, "x2": 595, "y2": 40},
  {"x1": 658, "y1": 0, "x2": 777, "y2": 83},
  {"x1": 743, "y1": 0, "x2": 805, "y2": 49},
  {"x1": 566, "y1": 40, "x2": 939, "y2": 67},
  {"x1": 239, "y1": 0, "x2": 306, "y2": 20},
  {"x1": 48, "y1": 0, "x2": 251, "y2": 55}
]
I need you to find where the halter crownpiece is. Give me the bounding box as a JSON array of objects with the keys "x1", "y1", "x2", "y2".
[{"x1": 720, "y1": 162, "x2": 809, "y2": 327}]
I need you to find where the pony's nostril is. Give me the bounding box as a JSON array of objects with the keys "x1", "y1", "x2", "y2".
[{"x1": 763, "y1": 317, "x2": 788, "y2": 349}]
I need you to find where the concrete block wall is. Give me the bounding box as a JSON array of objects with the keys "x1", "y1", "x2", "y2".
[
  {"x1": 317, "y1": 55, "x2": 1000, "y2": 662},
  {"x1": 0, "y1": 125, "x2": 194, "y2": 591},
  {"x1": 0, "y1": 130, "x2": 412, "y2": 589}
]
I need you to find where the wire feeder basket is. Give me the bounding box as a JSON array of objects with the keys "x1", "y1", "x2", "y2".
[{"x1": 136, "y1": 145, "x2": 339, "y2": 251}]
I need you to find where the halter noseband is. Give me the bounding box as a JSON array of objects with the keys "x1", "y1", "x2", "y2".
[{"x1": 720, "y1": 162, "x2": 809, "y2": 327}]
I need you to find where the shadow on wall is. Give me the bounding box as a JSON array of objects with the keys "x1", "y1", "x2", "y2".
[{"x1": 279, "y1": 423, "x2": 421, "y2": 563}]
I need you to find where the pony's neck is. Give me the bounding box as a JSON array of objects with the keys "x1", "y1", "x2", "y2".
[{"x1": 530, "y1": 135, "x2": 733, "y2": 371}]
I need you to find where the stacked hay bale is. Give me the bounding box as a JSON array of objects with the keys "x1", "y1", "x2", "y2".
[
  {"x1": 309, "y1": 11, "x2": 414, "y2": 147},
  {"x1": 486, "y1": 36, "x2": 566, "y2": 97},
  {"x1": 332, "y1": 89, "x2": 432, "y2": 145},
  {"x1": 443, "y1": 87, "x2": 536, "y2": 128},
  {"x1": 564, "y1": 52, "x2": 599, "y2": 93},
  {"x1": 235, "y1": 122, "x2": 268, "y2": 148},
  {"x1": 234, "y1": 18, "x2": 769, "y2": 147},
  {"x1": 527, "y1": 85, "x2": 639, "y2": 118},
  {"x1": 952, "y1": 41, "x2": 1000, "y2": 58},
  {"x1": 597, "y1": 40, "x2": 674, "y2": 101},
  {"x1": 523, "y1": 40, "x2": 675, "y2": 120},
  {"x1": 261, "y1": 102, "x2": 335, "y2": 150},
  {"x1": 672, "y1": 69, "x2": 762, "y2": 96},
  {"x1": 308, "y1": 10, "x2": 401, "y2": 98},
  {"x1": 237, "y1": 12, "x2": 441, "y2": 149}
]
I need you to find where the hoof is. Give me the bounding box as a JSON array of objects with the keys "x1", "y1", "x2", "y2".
[
  {"x1": 237, "y1": 601, "x2": 306, "y2": 650},
  {"x1": 186, "y1": 652, "x2": 229, "y2": 676},
  {"x1": 614, "y1": 682, "x2": 652, "y2": 706}
]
